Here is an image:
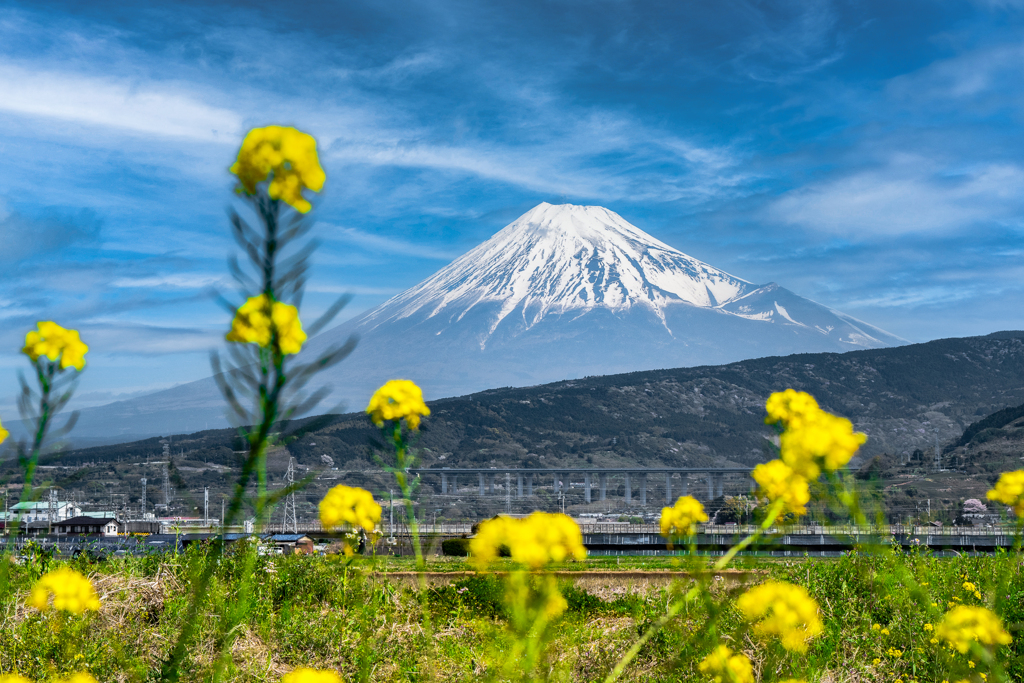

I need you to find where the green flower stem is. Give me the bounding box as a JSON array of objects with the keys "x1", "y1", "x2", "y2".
[{"x1": 603, "y1": 499, "x2": 785, "y2": 683}]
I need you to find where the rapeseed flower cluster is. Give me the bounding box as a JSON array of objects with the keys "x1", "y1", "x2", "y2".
[
  {"x1": 752, "y1": 459, "x2": 810, "y2": 516},
  {"x1": 318, "y1": 485, "x2": 381, "y2": 533},
  {"x1": 54, "y1": 674, "x2": 97, "y2": 683},
  {"x1": 280, "y1": 668, "x2": 342, "y2": 683},
  {"x1": 986, "y1": 470, "x2": 1024, "y2": 517},
  {"x1": 226, "y1": 294, "x2": 307, "y2": 355},
  {"x1": 29, "y1": 567, "x2": 100, "y2": 614},
  {"x1": 0, "y1": 675, "x2": 31, "y2": 683},
  {"x1": 698, "y1": 645, "x2": 754, "y2": 683},
  {"x1": 935, "y1": 606, "x2": 1012, "y2": 654},
  {"x1": 470, "y1": 512, "x2": 586, "y2": 569},
  {"x1": 736, "y1": 581, "x2": 823, "y2": 653},
  {"x1": 765, "y1": 388, "x2": 866, "y2": 478},
  {"x1": 659, "y1": 495, "x2": 708, "y2": 538},
  {"x1": 366, "y1": 380, "x2": 431, "y2": 430},
  {"x1": 0, "y1": 416, "x2": 7, "y2": 446},
  {"x1": 753, "y1": 390, "x2": 865, "y2": 517},
  {"x1": 230, "y1": 126, "x2": 326, "y2": 213},
  {"x1": 22, "y1": 321, "x2": 88, "y2": 371}
]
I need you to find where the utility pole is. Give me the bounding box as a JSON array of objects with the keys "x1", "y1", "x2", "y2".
[
  {"x1": 934, "y1": 428, "x2": 941, "y2": 471},
  {"x1": 204, "y1": 487, "x2": 209, "y2": 527},
  {"x1": 221, "y1": 499, "x2": 225, "y2": 528},
  {"x1": 140, "y1": 477, "x2": 147, "y2": 518},
  {"x1": 282, "y1": 457, "x2": 297, "y2": 533}
]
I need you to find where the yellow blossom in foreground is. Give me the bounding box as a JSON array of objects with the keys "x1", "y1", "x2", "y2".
[
  {"x1": 752, "y1": 459, "x2": 809, "y2": 516},
  {"x1": 765, "y1": 389, "x2": 866, "y2": 478},
  {"x1": 0, "y1": 416, "x2": 7, "y2": 446},
  {"x1": 280, "y1": 668, "x2": 343, "y2": 683},
  {"x1": 366, "y1": 379, "x2": 431, "y2": 430},
  {"x1": 318, "y1": 485, "x2": 381, "y2": 533},
  {"x1": 986, "y1": 470, "x2": 1024, "y2": 517},
  {"x1": 660, "y1": 495, "x2": 708, "y2": 538},
  {"x1": 231, "y1": 126, "x2": 326, "y2": 213},
  {"x1": 471, "y1": 512, "x2": 586, "y2": 570},
  {"x1": 963, "y1": 581, "x2": 977, "y2": 593},
  {"x1": 698, "y1": 645, "x2": 754, "y2": 683},
  {"x1": 22, "y1": 321, "x2": 89, "y2": 370},
  {"x1": 54, "y1": 674, "x2": 98, "y2": 683},
  {"x1": 226, "y1": 295, "x2": 307, "y2": 355},
  {"x1": 29, "y1": 567, "x2": 100, "y2": 613},
  {"x1": 0, "y1": 675, "x2": 32, "y2": 683},
  {"x1": 936, "y1": 606, "x2": 1012, "y2": 653},
  {"x1": 736, "y1": 581, "x2": 823, "y2": 653}
]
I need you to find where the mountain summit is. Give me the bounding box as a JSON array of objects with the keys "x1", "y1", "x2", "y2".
[
  {"x1": 62, "y1": 203, "x2": 906, "y2": 441},
  {"x1": 366, "y1": 202, "x2": 753, "y2": 340}
]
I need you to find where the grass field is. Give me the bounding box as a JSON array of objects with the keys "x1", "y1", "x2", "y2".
[{"x1": 2, "y1": 544, "x2": 1021, "y2": 683}]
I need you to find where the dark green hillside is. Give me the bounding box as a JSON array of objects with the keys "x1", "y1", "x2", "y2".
[{"x1": 8, "y1": 331, "x2": 1024, "y2": 520}]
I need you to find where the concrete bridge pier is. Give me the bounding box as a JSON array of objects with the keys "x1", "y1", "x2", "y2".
[
  {"x1": 553, "y1": 472, "x2": 561, "y2": 495},
  {"x1": 451, "y1": 475, "x2": 457, "y2": 494},
  {"x1": 441, "y1": 472, "x2": 448, "y2": 495},
  {"x1": 707, "y1": 474, "x2": 714, "y2": 500},
  {"x1": 665, "y1": 473, "x2": 672, "y2": 503},
  {"x1": 479, "y1": 473, "x2": 486, "y2": 496},
  {"x1": 584, "y1": 473, "x2": 592, "y2": 503},
  {"x1": 714, "y1": 473, "x2": 724, "y2": 499},
  {"x1": 639, "y1": 474, "x2": 648, "y2": 506},
  {"x1": 625, "y1": 472, "x2": 632, "y2": 505},
  {"x1": 517, "y1": 474, "x2": 523, "y2": 498},
  {"x1": 599, "y1": 474, "x2": 608, "y2": 501}
]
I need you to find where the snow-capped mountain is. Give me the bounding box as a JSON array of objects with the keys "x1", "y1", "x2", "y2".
[
  {"x1": 302, "y1": 202, "x2": 903, "y2": 398},
  {"x1": 365, "y1": 203, "x2": 753, "y2": 339},
  {"x1": 60, "y1": 203, "x2": 905, "y2": 441}
]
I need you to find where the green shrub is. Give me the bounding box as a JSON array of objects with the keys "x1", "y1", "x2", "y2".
[{"x1": 441, "y1": 537, "x2": 471, "y2": 556}]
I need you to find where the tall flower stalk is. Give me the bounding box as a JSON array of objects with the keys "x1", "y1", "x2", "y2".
[{"x1": 158, "y1": 125, "x2": 355, "y2": 683}]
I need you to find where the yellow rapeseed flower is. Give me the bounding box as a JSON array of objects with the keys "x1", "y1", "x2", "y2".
[
  {"x1": 54, "y1": 674, "x2": 98, "y2": 683},
  {"x1": 0, "y1": 416, "x2": 8, "y2": 446},
  {"x1": 29, "y1": 567, "x2": 100, "y2": 613},
  {"x1": 765, "y1": 389, "x2": 865, "y2": 478},
  {"x1": 924, "y1": 623, "x2": 933, "y2": 632},
  {"x1": 318, "y1": 485, "x2": 381, "y2": 533},
  {"x1": 963, "y1": 581, "x2": 976, "y2": 593},
  {"x1": 0, "y1": 675, "x2": 32, "y2": 683},
  {"x1": 936, "y1": 606, "x2": 1012, "y2": 654},
  {"x1": 226, "y1": 294, "x2": 307, "y2": 355},
  {"x1": 698, "y1": 645, "x2": 754, "y2": 683},
  {"x1": 752, "y1": 459, "x2": 810, "y2": 516},
  {"x1": 230, "y1": 126, "x2": 326, "y2": 213},
  {"x1": 366, "y1": 380, "x2": 431, "y2": 430},
  {"x1": 736, "y1": 581, "x2": 823, "y2": 653},
  {"x1": 280, "y1": 668, "x2": 343, "y2": 683},
  {"x1": 986, "y1": 470, "x2": 1024, "y2": 517},
  {"x1": 22, "y1": 321, "x2": 88, "y2": 371},
  {"x1": 470, "y1": 512, "x2": 586, "y2": 570},
  {"x1": 881, "y1": 628, "x2": 890, "y2": 636},
  {"x1": 887, "y1": 647, "x2": 902, "y2": 658},
  {"x1": 660, "y1": 495, "x2": 708, "y2": 538},
  {"x1": 872, "y1": 658, "x2": 881, "y2": 665}
]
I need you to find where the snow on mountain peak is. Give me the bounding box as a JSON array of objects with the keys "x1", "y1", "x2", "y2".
[{"x1": 363, "y1": 203, "x2": 753, "y2": 336}]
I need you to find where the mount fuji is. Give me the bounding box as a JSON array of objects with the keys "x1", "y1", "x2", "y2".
[
  {"x1": 59, "y1": 203, "x2": 905, "y2": 441},
  {"x1": 301, "y1": 203, "x2": 904, "y2": 393}
]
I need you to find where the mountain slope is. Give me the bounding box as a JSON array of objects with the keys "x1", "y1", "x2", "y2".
[{"x1": 52, "y1": 202, "x2": 905, "y2": 441}]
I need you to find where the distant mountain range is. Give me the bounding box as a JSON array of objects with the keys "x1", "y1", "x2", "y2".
[{"x1": 32, "y1": 202, "x2": 906, "y2": 443}]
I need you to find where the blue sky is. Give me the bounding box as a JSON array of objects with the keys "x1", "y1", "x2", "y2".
[{"x1": 1, "y1": 0, "x2": 1023, "y2": 413}]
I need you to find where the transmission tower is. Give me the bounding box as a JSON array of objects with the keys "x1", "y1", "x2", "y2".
[
  {"x1": 505, "y1": 471, "x2": 511, "y2": 515},
  {"x1": 282, "y1": 457, "x2": 298, "y2": 533},
  {"x1": 163, "y1": 463, "x2": 171, "y2": 507}
]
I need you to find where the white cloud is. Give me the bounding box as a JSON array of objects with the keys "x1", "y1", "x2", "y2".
[
  {"x1": 319, "y1": 223, "x2": 460, "y2": 260},
  {"x1": 111, "y1": 274, "x2": 228, "y2": 290},
  {"x1": 0, "y1": 62, "x2": 242, "y2": 142},
  {"x1": 768, "y1": 157, "x2": 1024, "y2": 236}
]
